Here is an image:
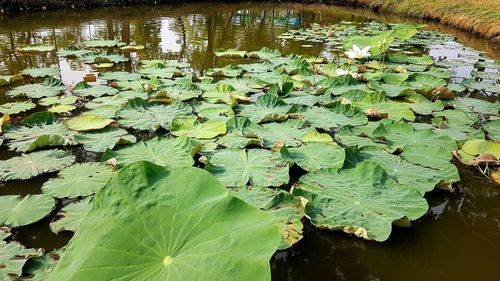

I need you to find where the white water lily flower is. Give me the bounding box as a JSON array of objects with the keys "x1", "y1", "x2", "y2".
[
  {"x1": 344, "y1": 44, "x2": 371, "y2": 59},
  {"x1": 335, "y1": 68, "x2": 360, "y2": 79}
]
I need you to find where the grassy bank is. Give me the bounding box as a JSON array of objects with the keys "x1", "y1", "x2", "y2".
[{"x1": 345, "y1": 0, "x2": 500, "y2": 41}]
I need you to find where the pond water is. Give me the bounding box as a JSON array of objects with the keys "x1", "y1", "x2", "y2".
[{"x1": 0, "y1": 2, "x2": 499, "y2": 281}]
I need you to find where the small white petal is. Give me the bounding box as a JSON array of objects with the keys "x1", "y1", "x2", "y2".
[
  {"x1": 361, "y1": 46, "x2": 371, "y2": 53},
  {"x1": 345, "y1": 50, "x2": 357, "y2": 59},
  {"x1": 352, "y1": 44, "x2": 361, "y2": 53}
]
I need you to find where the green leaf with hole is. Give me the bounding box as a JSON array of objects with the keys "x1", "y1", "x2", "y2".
[{"x1": 292, "y1": 161, "x2": 428, "y2": 241}]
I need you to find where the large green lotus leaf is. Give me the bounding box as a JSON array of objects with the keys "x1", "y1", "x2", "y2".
[
  {"x1": 102, "y1": 137, "x2": 200, "y2": 168},
  {"x1": 388, "y1": 53, "x2": 433, "y2": 65},
  {"x1": 74, "y1": 127, "x2": 136, "y2": 152},
  {"x1": 0, "y1": 240, "x2": 43, "y2": 280},
  {"x1": 238, "y1": 95, "x2": 293, "y2": 123},
  {"x1": 50, "y1": 197, "x2": 92, "y2": 234},
  {"x1": 345, "y1": 146, "x2": 460, "y2": 193},
  {"x1": 229, "y1": 186, "x2": 304, "y2": 249},
  {"x1": 280, "y1": 142, "x2": 345, "y2": 172},
  {"x1": 63, "y1": 115, "x2": 114, "y2": 132},
  {"x1": 0, "y1": 149, "x2": 74, "y2": 181},
  {"x1": 335, "y1": 126, "x2": 386, "y2": 149},
  {"x1": 382, "y1": 72, "x2": 410, "y2": 84},
  {"x1": 433, "y1": 109, "x2": 478, "y2": 127},
  {"x1": 205, "y1": 149, "x2": 289, "y2": 187},
  {"x1": 99, "y1": 71, "x2": 142, "y2": 81},
  {"x1": 402, "y1": 144, "x2": 453, "y2": 170},
  {"x1": 117, "y1": 98, "x2": 192, "y2": 131},
  {"x1": 216, "y1": 133, "x2": 263, "y2": 149},
  {"x1": 302, "y1": 103, "x2": 368, "y2": 130},
  {"x1": 0, "y1": 101, "x2": 36, "y2": 115},
  {"x1": 217, "y1": 78, "x2": 264, "y2": 94},
  {"x1": 243, "y1": 121, "x2": 305, "y2": 148},
  {"x1": 21, "y1": 67, "x2": 61, "y2": 78},
  {"x1": 170, "y1": 117, "x2": 227, "y2": 139},
  {"x1": 392, "y1": 24, "x2": 419, "y2": 40},
  {"x1": 202, "y1": 84, "x2": 249, "y2": 106},
  {"x1": 0, "y1": 194, "x2": 55, "y2": 227},
  {"x1": 483, "y1": 119, "x2": 500, "y2": 141},
  {"x1": 456, "y1": 138, "x2": 500, "y2": 165},
  {"x1": 7, "y1": 78, "x2": 65, "y2": 98},
  {"x1": 302, "y1": 129, "x2": 334, "y2": 143},
  {"x1": 407, "y1": 94, "x2": 444, "y2": 115},
  {"x1": 19, "y1": 249, "x2": 62, "y2": 281},
  {"x1": 82, "y1": 39, "x2": 126, "y2": 48},
  {"x1": 73, "y1": 82, "x2": 119, "y2": 97},
  {"x1": 2, "y1": 112, "x2": 76, "y2": 152},
  {"x1": 42, "y1": 163, "x2": 115, "y2": 198},
  {"x1": 453, "y1": 97, "x2": 500, "y2": 115},
  {"x1": 138, "y1": 66, "x2": 185, "y2": 79},
  {"x1": 352, "y1": 92, "x2": 415, "y2": 121},
  {"x1": 192, "y1": 102, "x2": 234, "y2": 121},
  {"x1": 39, "y1": 96, "x2": 77, "y2": 106},
  {"x1": 282, "y1": 91, "x2": 329, "y2": 106},
  {"x1": 373, "y1": 122, "x2": 456, "y2": 152},
  {"x1": 292, "y1": 161, "x2": 428, "y2": 241},
  {"x1": 48, "y1": 104, "x2": 77, "y2": 113},
  {"x1": 47, "y1": 162, "x2": 280, "y2": 281}
]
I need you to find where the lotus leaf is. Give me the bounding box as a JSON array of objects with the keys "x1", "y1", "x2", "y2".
[
  {"x1": 206, "y1": 65, "x2": 243, "y2": 77},
  {"x1": 170, "y1": 117, "x2": 227, "y2": 139},
  {"x1": 49, "y1": 104, "x2": 76, "y2": 113},
  {"x1": 229, "y1": 186, "x2": 304, "y2": 249},
  {"x1": 0, "y1": 149, "x2": 74, "y2": 181},
  {"x1": 73, "y1": 82, "x2": 119, "y2": 97},
  {"x1": 292, "y1": 161, "x2": 428, "y2": 241},
  {"x1": 249, "y1": 47, "x2": 282, "y2": 60},
  {"x1": 99, "y1": 71, "x2": 142, "y2": 81},
  {"x1": 50, "y1": 197, "x2": 92, "y2": 233},
  {"x1": 461, "y1": 78, "x2": 500, "y2": 93},
  {"x1": 120, "y1": 45, "x2": 145, "y2": 52},
  {"x1": 456, "y1": 138, "x2": 500, "y2": 165},
  {"x1": 343, "y1": 31, "x2": 395, "y2": 57},
  {"x1": 21, "y1": 67, "x2": 61, "y2": 78},
  {"x1": 74, "y1": 127, "x2": 136, "y2": 152},
  {"x1": 302, "y1": 129, "x2": 334, "y2": 143},
  {"x1": 238, "y1": 94, "x2": 293, "y2": 123},
  {"x1": 243, "y1": 121, "x2": 305, "y2": 148},
  {"x1": 47, "y1": 162, "x2": 280, "y2": 281},
  {"x1": 117, "y1": 98, "x2": 192, "y2": 131},
  {"x1": 0, "y1": 74, "x2": 23, "y2": 85},
  {"x1": 215, "y1": 49, "x2": 248, "y2": 58},
  {"x1": 17, "y1": 44, "x2": 55, "y2": 53},
  {"x1": 58, "y1": 48, "x2": 93, "y2": 58},
  {"x1": 63, "y1": 115, "x2": 114, "y2": 131},
  {"x1": 81, "y1": 53, "x2": 129, "y2": 64},
  {"x1": 82, "y1": 39, "x2": 126, "y2": 48},
  {"x1": 102, "y1": 137, "x2": 200, "y2": 168},
  {"x1": 204, "y1": 148, "x2": 289, "y2": 187},
  {"x1": 402, "y1": 144, "x2": 453, "y2": 170},
  {"x1": 453, "y1": 97, "x2": 500, "y2": 115},
  {"x1": 0, "y1": 101, "x2": 36, "y2": 115},
  {"x1": 352, "y1": 92, "x2": 415, "y2": 121},
  {"x1": 0, "y1": 194, "x2": 55, "y2": 227},
  {"x1": 2, "y1": 112, "x2": 76, "y2": 152},
  {"x1": 7, "y1": 78, "x2": 65, "y2": 98},
  {"x1": 280, "y1": 142, "x2": 345, "y2": 171},
  {"x1": 42, "y1": 163, "x2": 115, "y2": 198},
  {"x1": 407, "y1": 94, "x2": 444, "y2": 115},
  {"x1": 39, "y1": 96, "x2": 77, "y2": 106},
  {"x1": 483, "y1": 119, "x2": 500, "y2": 141},
  {"x1": 0, "y1": 240, "x2": 43, "y2": 280},
  {"x1": 388, "y1": 53, "x2": 433, "y2": 65},
  {"x1": 302, "y1": 103, "x2": 368, "y2": 130},
  {"x1": 19, "y1": 249, "x2": 62, "y2": 281}
]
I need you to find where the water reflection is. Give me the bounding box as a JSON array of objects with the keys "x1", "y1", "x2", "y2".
[{"x1": 0, "y1": 2, "x2": 499, "y2": 281}]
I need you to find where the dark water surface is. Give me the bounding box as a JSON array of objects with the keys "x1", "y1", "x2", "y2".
[{"x1": 0, "y1": 2, "x2": 499, "y2": 281}]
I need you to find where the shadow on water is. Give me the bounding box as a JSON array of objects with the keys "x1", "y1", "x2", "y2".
[{"x1": 0, "y1": 2, "x2": 499, "y2": 281}]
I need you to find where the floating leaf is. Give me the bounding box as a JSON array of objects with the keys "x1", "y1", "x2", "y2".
[
  {"x1": 204, "y1": 149, "x2": 289, "y2": 187},
  {"x1": 229, "y1": 186, "x2": 304, "y2": 249},
  {"x1": 456, "y1": 138, "x2": 500, "y2": 165},
  {"x1": 73, "y1": 81, "x2": 119, "y2": 97},
  {"x1": 82, "y1": 39, "x2": 126, "y2": 48},
  {"x1": 0, "y1": 101, "x2": 36, "y2": 115},
  {"x1": 0, "y1": 149, "x2": 74, "y2": 181},
  {"x1": 170, "y1": 117, "x2": 227, "y2": 139},
  {"x1": 280, "y1": 142, "x2": 345, "y2": 172},
  {"x1": 239, "y1": 95, "x2": 293, "y2": 123},
  {"x1": 292, "y1": 161, "x2": 428, "y2": 241},
  {"x1": 21, "y1": 67, "x2": 61, "y2": 78},
  {"x1": 50, "y1": 198, "x2": 92, "y2": 234},
  {"x1": 74, "y1": 127, "x2": 136, "y2": 152},
  {"x1": 0, "y1": 240, "x2": 43, "y2": 280},
  {"x1": 7, "y1": 78, "x2": 65, "y2": 98},
  {"x1": 17, "y1": 44, "x2": 55, "y2": 53},
  {"x1": 0, "y1": 194, "x2": 55, "y2": 227},
  {"x1": 102, "y1": 137, "x2": 200, "y2": 168},
  {"x1": 303, "y1": 103, "x2": 368, "y2": 130},
  {"x1": 48, "y1": 162, "x2": 280, "y2": 281},
  {"x1": 63, "y1": 115, "x2": 114, "y2": 132},
  {"x1": 42, "y1": 163, "x2": 115, "y2": 198}
]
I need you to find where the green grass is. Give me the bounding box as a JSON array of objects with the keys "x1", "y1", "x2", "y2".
[{"x1": 349, "y1": 0, "x2": 500, "y2": 39}]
